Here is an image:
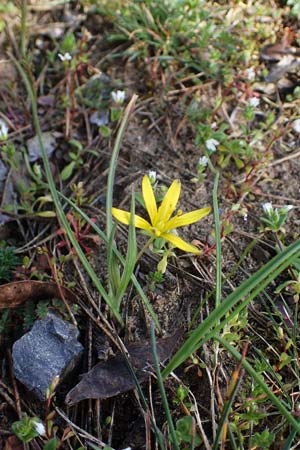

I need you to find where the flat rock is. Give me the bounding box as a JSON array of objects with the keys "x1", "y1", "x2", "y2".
[{"x1": 12, "y1": 312, "x2": 84, "y2": 400}]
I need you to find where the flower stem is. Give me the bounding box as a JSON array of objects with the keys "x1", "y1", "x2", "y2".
[{"x1": 136, "y1": 237, "x2": 155, "y2": 262}]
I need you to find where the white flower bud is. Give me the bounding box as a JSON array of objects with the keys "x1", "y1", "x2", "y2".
[
  {"x1": 111, "y1": 90, "x2": 126, "y2": 105},
  {"x1": 262, "y1": 202, "x2": 273, "y2": 215},
  {"x1": 0, "y1": 119, "x2": 9, "y2": 140},
  {"x1": 205, "y1": 138, "x2": 219, "y2": 152},
  {"x1": 249, "y1": 97, "x2": 260, "y2": 107},
  {"x1": 58, "y1": 52, "x2": 72, "y2": 62},
  {"x1": 34, "y1": 421, "x2": 46, "y2": 436}
]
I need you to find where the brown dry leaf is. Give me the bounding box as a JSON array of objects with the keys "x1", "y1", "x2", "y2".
[
  {"x1": 0, "y1": 280, "x2": 76, "y2": 309},
  {"x1": 4, "y1": 436, "x2": 23, "y2": 450},
  {"x1": 65, "y1": 328, "x2": 183, "y2": 405}
]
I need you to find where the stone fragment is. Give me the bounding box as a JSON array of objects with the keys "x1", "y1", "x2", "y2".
[
  {"x1": 12, "y1": 312, "x2": 83, "y2": 400},
  {"x1": 26, "y1": 131, "x2": 57, "y2": 162}
]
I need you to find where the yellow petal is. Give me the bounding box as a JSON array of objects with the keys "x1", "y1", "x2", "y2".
[
  {"x1": 163, "y1": 206, "x2": 211, "y2": 232},
  {"x1": 161, "y1": 232, "x2": 201, "y2": 254},
  {"x1": 112, "y1": 208, "x2": 152, "y2": 231},
  {"x1": 155, "y1": 179, "x2": 181, "y2": 226},
  {"x1": 142, "y1": 175, "x2": 157, "y2": 225}
]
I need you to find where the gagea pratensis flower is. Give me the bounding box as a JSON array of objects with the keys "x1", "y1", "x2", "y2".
[{"x1": 112, "y1": 175, "x2": 211, "y2": 254}]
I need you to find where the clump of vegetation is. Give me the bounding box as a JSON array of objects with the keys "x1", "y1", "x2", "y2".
[{"x1": 0, "y1": 246, "x2": 19, "y2": 281}]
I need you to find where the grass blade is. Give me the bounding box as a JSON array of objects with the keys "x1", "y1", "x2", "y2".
[
  {"x1": 163, "y1": 239, "x2": 300, "y2": 376},
  {"x1": 106, "y1": 94, "x2": 138, "y2": 236},
  {"x1": 115, "y1": 191, "x2": 137, "y2": 309},
  {"x1": 150, "y1": 323, "x2": 180, "y2": 450}
]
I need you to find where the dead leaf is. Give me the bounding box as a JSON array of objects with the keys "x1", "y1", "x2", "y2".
[
  {"x1": 4, "y1": 435, "x2": 23, "y2": 450},
  {"x1": 65, "y1": 328, "x2": 183, "y2": 405},
  {"x1": 0, "y1": 280, "x2": 76, "y2": 309}
]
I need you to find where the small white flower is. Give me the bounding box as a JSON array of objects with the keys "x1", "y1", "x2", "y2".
[
  {"x1": 205, "y1": 138, "x2": 219, "y2": 152},
  {"x1": 198, "y1": 156, "x2": 209, "y2": 167},
  {"x1": 34, "y1": 421, "x2": 46, "y2": 436},
  {"x1": 249, "y1": 97, "x2": 260, "y2": 108},
  {"x1": 243, "y1": 213, "x2": 248, "y2": 221},
  {"x1": 284, "y1": 204, "x2": 294, "y2": 212},
  {"x1": 262, "y1": 202, "x2": 273, "y2": 215},
  {"x1": 245, "y1": 67, "x2": 256, "y2": 80},
  {"x1": 111, "y1": 90, "x2": 126, "y2": 105},
  {"x1": 292, "y1": 119, "x2": 300, "y2": 133},
  {"x1": 0, "y1": 119, "x2": 9, "y2": 140},
  {"x1": 148, "y1": 170, "x2": 157, "y2": 183},
  {"x1": 58, "y1": 52, "x2": 72, "y2": 62}
]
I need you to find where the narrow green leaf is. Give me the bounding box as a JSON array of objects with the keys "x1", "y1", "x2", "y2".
[
  {"x1": 61, "y1": 161, "x2": 76, "y2": 181},
  {"x1": 216, "y1": 336, "x2": 300, "y2": 434},
  {"x1": 115, "y1": 191, "x2": 137, "y2": 309},
  {"x1": 163, "y1": 239, "x2": 300, "y2": 377}
]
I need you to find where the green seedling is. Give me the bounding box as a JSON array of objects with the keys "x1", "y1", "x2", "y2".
[
  {"x1": 192, "y1": 155, "x2": 209, "y2": 183},
  {"x1": 61, "y1": 140, "x2": 84, "y2": 181},
  {"x1": 175, "y1": 416, "x2": 202, "y2": 448},
  {"x1": 146, "y1": 270, "x2": 165, "y2": 292},
  {"x1": 217, "y1": 139, "x2": 254, "y2": 169},
  {"x1": 260, "y1": 203, "x2": 294, "y2": 233},
  {"x1": 0, "y1": 246, "x2": 19, "y2": 281},
  {"x1": 1, "y1": 141, "x2": 19, "y2": 170},
  {"x1": 252, "y1": 429, "x2": 275, "y2": 449},
  {"x1": 12, "y1": 415, "x2": 46, "y2": 443}
]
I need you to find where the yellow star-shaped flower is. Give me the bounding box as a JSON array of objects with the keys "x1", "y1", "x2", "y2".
[{"x1": 112, "y1": 175, "x2": 211, "y2": 254}]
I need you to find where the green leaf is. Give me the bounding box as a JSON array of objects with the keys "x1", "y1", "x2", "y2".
[
  {"x1": 107, "y1": 223, "x2": 121, "y2": 297},
  {"x1": 175, "y1": 416, "x2": 201, "y2": 446},
  {"x1": 111, "y1": 107, "x2": 122, "y2": 122},
  {"x1": 99, "y1": 125, "x2": 111, "y2": 137},
  {"x1": 35, "y1": 211, "x2": 56, "y2": 218},
  {"x1": 234, "y1": 157, "x2": 244, "y2": 169},
  {"x1": 60, "y1": 33, "x2": 76, "y2": 53},
  {"x1": 61, "y1": 161, "x2": 76, "y2": 181},
  {"x1": 69, "y1": 139, "x2": 83, "y2": 151},
  {"x1": 252, "y1": 430, "x2": 275, "y2": 449},
  {"x1": 11, "y1": 416, "x2": 40, "y2": 443},
  {"x1": 43, "y1": 438, "x2": 60, "y2": 450},
  {"x1": 115, "y1": 191, "x2": 137, "y2": 309}
]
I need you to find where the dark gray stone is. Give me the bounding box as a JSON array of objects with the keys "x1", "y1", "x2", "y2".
[{"x1": 12, "y1": 312, "x2": 84, "y2": 400}]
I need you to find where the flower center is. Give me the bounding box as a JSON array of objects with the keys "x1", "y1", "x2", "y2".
[{"x1": 150, "y1": 227, "x2": 161, "y2": 237}]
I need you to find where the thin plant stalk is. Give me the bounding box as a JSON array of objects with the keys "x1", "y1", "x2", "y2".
[
  {"x1": 206, "y1": 154, "x2": 222, "y2": 309},
  {"x1": 150, "y1": 323, "x2": 180, "y2": 450},
  {"x1": 106, "y1": 95, "x2": 137, "y2": 304},
  {"x1": 136, "y1": 237, "x2": 155, "y2": 262},
  {"x1": 212, "y1": 348, "x2": 246, "y2": 450},
  {"x1": 114, "y1": 192, "x2": 137, "y2": 310},
  {"x1": 106, "y1": 95, "x2": 138, "y2": 236},
  {"x1": 119, "y1": 336, "x2": 166, "y2": 450},
  {"x1": 20, "y1": 0, "x2": 27, "y2": 59}
]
